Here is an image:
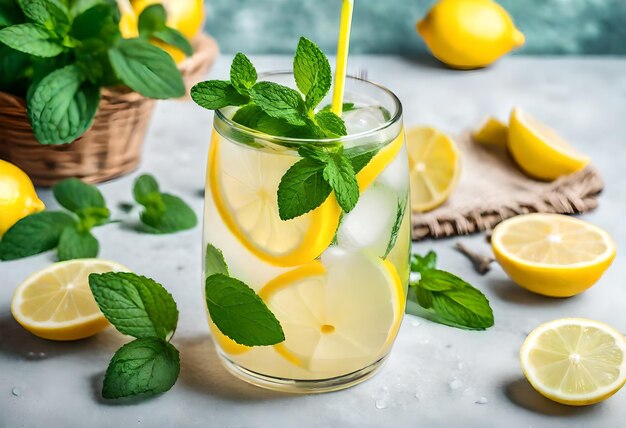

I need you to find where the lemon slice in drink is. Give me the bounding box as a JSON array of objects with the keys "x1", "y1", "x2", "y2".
[
  {"x1": 258, "y1": 249, "x2": 404, "y2": 376},
  {"x1": 11, "y1": 259, "x2": 128, "y2": 341},
  {"x1": 209, "y1": 130, "x2": 404, "y2": 267},
  {"x1": 521, "y1": 318, "x2": 626, "y2": 406},
  {"x1": 492, "y1": 213, "x2": 615, "y2": 297},
  {"x1": 509, "y1": 108, "x2": 589, "y2": 181},
  {"x1": 406, "y1": 127, "x2": 461, "y2": 212}
]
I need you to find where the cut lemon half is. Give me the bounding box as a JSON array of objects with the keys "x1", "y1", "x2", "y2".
[
  {"x1": 509, "y1": 108, "x2": 590, "y2": 181},
  {"x1": 521, "y1": 318, "x2": 626, "y2": 406},
  {"x1": 11, "y1": 259, "x2": 129, "y2": 341},
  {"x1": 473, "y1": 117, "x2": 508, "y2": 147},
  {"x1": 406, "y1": 127, "x2": 461, "y2": 212},
  {"x1": 492, "y1": 214, "x2": 615, "y2": 297},
  {"x1": 258, "y1": 250, "x2": 405, "y2": 377}
]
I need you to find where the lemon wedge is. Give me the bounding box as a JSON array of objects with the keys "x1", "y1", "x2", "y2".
[
  {"x1": 0, "y1": 159, "x2": 45, "y2": 237},
  {"x1": 257, "y1": 249, "x2": 404, "y2": 377},
  {"x1": 521, "y1": 318, "x2": 626, "y2": 406},
  {"x1": 11, "y1": 259, "x2": 128, "y2": 341},
  {"x1": 492, "y1": 214, "x2": 615, "y2": 297},
  {"x1": 473, "y1": 117, "x2": 508, "y2": 147},
  {"x1": 406, "y1": 127, "x2": 461, "y2": 212},
  {"x1": 508, "y1": 108, "x2": 590, "y2": 181}
]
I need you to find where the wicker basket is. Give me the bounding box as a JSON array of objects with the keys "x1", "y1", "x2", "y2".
[{"x1": 0, "y1": 34, "x2": 218, "y2": 186}]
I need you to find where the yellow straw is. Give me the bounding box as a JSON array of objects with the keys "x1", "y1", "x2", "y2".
[{"x1": 331, "y1": 0, "x2": 354, "y2": 116}]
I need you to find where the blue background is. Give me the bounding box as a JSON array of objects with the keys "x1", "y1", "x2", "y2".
[{"x1": 203, "y1": 0, "x2": 626, "y2": 55}]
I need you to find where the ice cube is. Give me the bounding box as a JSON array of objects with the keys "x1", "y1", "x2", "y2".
[{"x1": 343, "y1": 106, "x2": 388, "y2": 135}]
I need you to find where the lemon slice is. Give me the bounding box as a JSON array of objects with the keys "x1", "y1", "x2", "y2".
[
  {"x1": 406, "y1": 127, "x2": 461, "y2": 212},
  {"x1": 509, "y1": 108, "x2": 590, "y2": 181},
  {"x1": 492, "y1": 213, "x2": 615, "y2": 297},
  {"x1": 257, "y1": 249, "x2": 404, "y2": 377},
  {"x1": 521, "y1": 318, "x2": 626, "y2": 406},
  {"x1": 11, "y1": 259, "x2": 129, "y2": 341},
  {"x1": 473, "y1": 117, "x2": 508, "y2": 147}
]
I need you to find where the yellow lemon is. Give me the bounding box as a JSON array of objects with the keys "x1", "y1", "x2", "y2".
[
  {"x1": 406, "y1": 127, "x2": 461, "y2": 212},
  {"x1": 417, "y1": 0, "x2": 525, "y2": 69},
  {"x1": 0, "y1": 160, "x2": 45, "y2": 237},
  {"x1": 257, "y1": 250, "x2": 404, "y2": 376},
  {"x1": 118, "y1": 0, "x2": 204, "y2": 63},
  {"x1": 492, "y1": 213, "x2": 615, "y2": 297},
  {"x1": 473, "y1": 117, "x2": 508, "y2": 147},
  {"x1": 521, "y1": 318, "x2": 626, "y2": 406},
  {"x1": 11, "y1": 259, "x2": 129, "y2": 341},
  {"x1": 508, "y1": 108, "x2": 590, "y2": 181}
]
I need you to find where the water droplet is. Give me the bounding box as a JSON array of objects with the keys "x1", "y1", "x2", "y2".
[
  {"x1": 375, "y1": 399, "x2": 388, "y2": 409},
  {"x1": 11, "y1": 387, "x2": 21, "y2": 397},
  {"x1": 411, "y1": 320, "x2": 420, "y2": 327},
  {"x1": 382, "y1": 386, "x2": 388, "y2": 392},
  {"x1": 448, "y1": 379, "x2": 463, "y2": 390},
  {"x1": 26, "y1": 351, "x2": 36, "y2": 359},
  {"x1": 476, "y1": 397, "x2": 489, "y2": 405},
  {"x1": 456, "y1": 362, "x2": 465, "y2": 370},
  {"x1": 418, "y1": 337, "x2": 430, "y2": 345},
  {"x1": 38, "y1": 352, "x2": 46, "y2": 359},
  {"x1": 414, "y1": 392, "x2": 420, "y2": 400}
]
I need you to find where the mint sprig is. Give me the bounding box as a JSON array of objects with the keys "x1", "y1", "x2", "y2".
[
  {"x1": 408, "y1": 251, "x2": 494, "y2": 330},
  {"x1": 0, "y1": 178, "x2": 110, "y2": 261},
  {"x1": 204, "y1": 243, "x2": 284, "y2": 347},
  {"x1": 191, "y1": 37, "x2": 382, "y2": 220},
  {"x1": 132, "y1": 174, "x2": 197, "y2": 234},
  {"x1": 89, "y1": 272, "x2": 181, "y2": 399}
]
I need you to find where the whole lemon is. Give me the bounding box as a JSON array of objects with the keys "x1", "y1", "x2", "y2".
[
  {"x1": 417, "y1": 0, "x2": 525, "y2": 69},
  {"x1": 119, "y1": 0, "x2": 204, "y2": 63},
  {"x1": 0, "y1": 160, "x2": 45, "y2": 236}
]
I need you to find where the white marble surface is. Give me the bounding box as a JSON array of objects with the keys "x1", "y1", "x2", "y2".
[{"x1": 1, "y1": 56, "x2": 626, "y2": 428}]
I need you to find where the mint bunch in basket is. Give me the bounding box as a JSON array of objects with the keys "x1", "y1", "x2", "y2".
[{"x1": 0, "y1": 0, "x2": 192, "y2": 146}]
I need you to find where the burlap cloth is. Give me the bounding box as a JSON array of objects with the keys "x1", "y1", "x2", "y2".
[{"x1": 412, "y1": 133, "x2": 604, "y2": 240}]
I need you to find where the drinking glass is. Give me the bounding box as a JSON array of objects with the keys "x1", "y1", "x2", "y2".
[{"x1": 203, "y1": 72, "x2": 410, "y2": 392}]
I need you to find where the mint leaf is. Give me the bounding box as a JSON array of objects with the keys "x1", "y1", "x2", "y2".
[
  {"x1": 53, "y1": 178, "x2": 106, "y2": 213},
  {"x1": 344, "y1": 144, "x2": 381, "y2": 173},
  {"x1": 315, "y1": 110, "x2": 347, "y2": 137},
  {"x1": 191, "y1": 80, "x2": 249, "y2": 109},
  {"x1": 409, "y1": 258, "x2": 494, "y2": 330},
  {"x1": 137, "y1": 3, "x2": 166, "y2": 35},
  {"x1": 323, "y1": 153, "x2": 359, "y2": 213},
  {"x1": 231, "y1": 104, "x2": 265, "y2": 128},
  {"x1": 411, "y1": 251, "x2": 437, "y2": 273},
  {"x1": 70, "y1": 2, "x2": 118, "y2": 42},
  {"x1": 249, "y1": 81, "x2": 306, "y2": 126},
  {"x1": 0, "y1": 1, "x2": 24, "y2": 27},
  {"x1": 294, "y1": 36, "x2": 331, "y2": 110},
  {"x1": 0, "y1": 211, "x2": 75, "y2": 260},
  {"x1": 383, "y1": 196, "x2": 408, "y2": 259},
  {"x1": 19, "y1": 0, "x2": 70, "y2": 35},
  {"x1": 133, "y1": 174, "x2": 161, "y2": 206},
  {"x1": 0, "y1": 23, "x2": 63, "y2": 57},
  {"x1": 89, "y1": 272, "x2": 179, "y2": 340},
  {"x1": 205, "y1": 274, "x2": 284, "y2": 346},
  {"x1": 0, "y1": 45, "x2": 31, "y2": 93},
  {"x1": 102, "y1": 337, "x2": 180, "y2": 399},
  {"x1": 205, "y1": 243, "x2": 229, "y2": 278},
  {"x1": 57, "y1": 226, "x2": 99, "y2": 261},
  {"x1": 277, "y1": 158, "x2": 331, "y2": 220},
  {"x1": 27, "y1": 64, "x2": 100, "y2": 145},
  {"x1": 321, "y1": 102, "x2": 356, "y2": 113},
  {"x1": 230, "y1": 52, "x2": 257, "y2": 94},
  {"x1": 109, "y1": 38, "x2": 185, "y2": 99},
  {"x1": 153, "y1": 28, "x2": 192, "y2": 57},
  {"x1": 139, "y1": 194, "x2": 197, "y2": 234}
]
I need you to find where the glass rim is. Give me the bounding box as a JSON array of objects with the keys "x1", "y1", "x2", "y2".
[{"x1": 214, "y1": 71, "x2": 403, "y2": 146}]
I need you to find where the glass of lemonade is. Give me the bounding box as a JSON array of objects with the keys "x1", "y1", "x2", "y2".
[{"x1": 203, "y1": 72, "x2": 410, "y2": 392}]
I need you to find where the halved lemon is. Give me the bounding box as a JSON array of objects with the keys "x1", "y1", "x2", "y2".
[
  {"x1": 11, "y1": 259, "x2": 129, "y2": 341},
  {"x1": 492, "y1": 213, "x2": 615, "y2": 297},
  {"x1": 509, "y1": 108, "x2": 590, "y2": 181},
  {"x1": 257, "y1": 249, "x2": 405, "y2": 376},
  {"x1": 406, "y1": 127, "x2": 461, "y2": 212},
  {"x1": 521, "y1": 318, "x2": 626, "y2": 406},
  {"x1": 473, "y1": 117, "x2": 508, "y2": 147},
  {"x1": 208, "y1": 131, "x2": 404, "y2": 267}
]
